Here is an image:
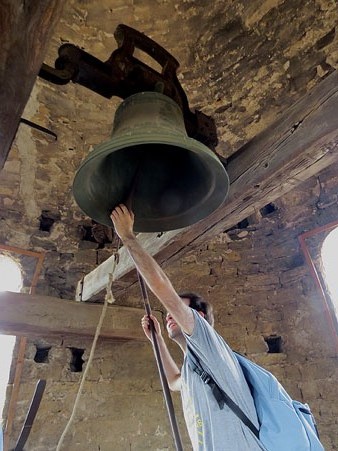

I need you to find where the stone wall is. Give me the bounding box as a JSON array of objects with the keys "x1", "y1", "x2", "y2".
[
  {"x1": 5, "y1": 162, "x2": 338, "y2": 450},
  {"x1": 6, "y1": 338, "x2": 188, "y2": 450},
  {"x1": 1, "y1": 0, "x2": 338, "y2": 449}
]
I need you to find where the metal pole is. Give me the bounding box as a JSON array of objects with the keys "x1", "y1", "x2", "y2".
[
  {"x1": 123, "y1": 171, "x2": 183, "y2": 450},
  {"x1": 137, "y1": 272, "x2": 184, "y2": 451}
]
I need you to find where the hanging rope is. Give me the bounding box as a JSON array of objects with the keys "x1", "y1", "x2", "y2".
[
  {"x1": 137, "y1": 272, "x2": 183, "y2": 451},
  {"x1": 56, "y1": 251, "x2": 118, "y2": 450}
]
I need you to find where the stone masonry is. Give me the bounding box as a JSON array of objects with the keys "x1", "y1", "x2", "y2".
[{"x1": 0, "y1": 0, "x2": 338, "y2": 450}]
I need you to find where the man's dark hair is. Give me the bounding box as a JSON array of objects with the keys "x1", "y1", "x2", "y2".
[{"x1": 179, "y1": 291, "x2": 214, "y2": 327}]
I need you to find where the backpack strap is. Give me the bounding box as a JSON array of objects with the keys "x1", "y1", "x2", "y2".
[{"x1": 186, "y1": 346, "x2": 260, "y2": 439}]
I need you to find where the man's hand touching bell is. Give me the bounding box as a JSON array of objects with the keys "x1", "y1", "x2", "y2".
[{"x1": 110, "y1": 204, "x2": 135, "y2": 241}]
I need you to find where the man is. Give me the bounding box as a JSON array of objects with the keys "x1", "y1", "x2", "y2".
[{"x1": 111, "y1": 204, "x2": 264, "y2": 451}]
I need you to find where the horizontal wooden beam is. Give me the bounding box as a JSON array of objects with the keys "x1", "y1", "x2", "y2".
[
  {"x1": 0, "y1": 0, "x2": 65, "y2": 169},
  {"x1": 78, "y1": 229, "x2": 182, "y2": 300},
  {"x1": 78, "y1": 70, "x2": 338, "y2": 301},
  {"x1": 0, "y1": 292, "x2": 148, "y2": 341}
]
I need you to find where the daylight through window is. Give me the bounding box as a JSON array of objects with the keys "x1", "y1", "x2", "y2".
[
  {"x1": 0, "y1": 255, "x2": 23, "y2": 421},
  {"x1": 321, "y1": 227, "x2": 338, "y2": 319}
]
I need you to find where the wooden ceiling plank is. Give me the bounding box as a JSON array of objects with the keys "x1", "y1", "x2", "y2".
[
  {"x1": 78, "y1": 70, "x2": 338, "y2": 301},
  {"x1": 0, "y1": 292, "x2": 147, "y2": 341},
  {"x1": 0, "y1": 0, "x2": 66, "y2": 169}
]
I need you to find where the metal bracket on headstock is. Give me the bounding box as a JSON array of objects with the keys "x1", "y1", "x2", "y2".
[{"x1": 39, "y1": 24, "x2": 218, "y2": 150}]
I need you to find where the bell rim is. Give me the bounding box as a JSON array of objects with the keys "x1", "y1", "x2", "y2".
[{"x1": 73, "y1": 134, "x2": 230, "y2": 232}]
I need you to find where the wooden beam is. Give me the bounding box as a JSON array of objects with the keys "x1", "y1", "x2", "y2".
[
  {"x1": 0, "y1": 292, "x2": 148, "y2": 341},
  {"x1": 0, "y1": 0, "x2": 65, "y2": 169},
  {"x1": 78, "y1": 229, "x2": 182, "y2": 300},
  {"x1": 78, "y1": 70, "x2": 338, "y2": 301}
]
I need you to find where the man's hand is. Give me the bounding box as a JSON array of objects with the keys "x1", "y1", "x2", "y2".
[
  {"x1": 141, "y1": 314, "x2": 162, "y2": 342},
  {"x1": 141, "y1": 313, "x2": 182, "y2": 391},
  {"x1": 110, "y1": 204, "x2": 135, "y2": 241}
]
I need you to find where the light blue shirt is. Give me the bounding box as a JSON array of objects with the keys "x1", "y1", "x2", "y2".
[{"x1": 181, "y1": 309, "x2": 265, "y2": 450}]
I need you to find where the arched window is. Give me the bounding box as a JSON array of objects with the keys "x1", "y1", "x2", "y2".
[
  {"x1": 0, "y1": 255, "x2": 23, "y2": 421},
  {"x1": 0, "y1": 254, "x2": 23, "y2": 292},
  {"x1": 321, "y1": 227, "x2": 338, "y2": 320}
]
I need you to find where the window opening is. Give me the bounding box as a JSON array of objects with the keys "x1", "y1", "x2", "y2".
[
  {"x1": 39, "y1": 210, "x2": 56, "y2": 232},
  {"x1": 0, "y1": 246, "x2": 44, "y2": 450},
  {"x1": 321, "y1": 227, "x2": 338, "y2": 318},
  {"x1": 78, "y1": 221, "x2": 113, "y2": 248},
  {"x1": 69, "y1": 347, "x2": 85, "y2": 372},
  {"x1": 0, "y1": 255, "x2": 22, "y2": 292},
  {"x1": 260, "y1": 203, "x2": 277, "y2": 217},
  {"x1": 264, "y1": 335, "x2": 283, "y2": 353},
  {"x1": 299, "y1": 221, "x2": 338, "y2": 352},
  {"x1": 0, "y1": 255, "x2": 23, "y2": 421},
  {"x1": 34, "y1": 345, "x2": 52, "y2": 364}
]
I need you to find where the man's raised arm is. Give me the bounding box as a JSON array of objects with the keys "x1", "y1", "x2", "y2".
[{"x1": 110, "y1": 204, "x2": 194, "y2": 335}]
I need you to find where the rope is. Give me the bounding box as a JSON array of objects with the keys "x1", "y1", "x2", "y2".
[{"x1": 56, "y1": 253, "x2": 118, "y2": 450}]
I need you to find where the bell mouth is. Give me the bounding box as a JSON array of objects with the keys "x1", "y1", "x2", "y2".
[{"x1": 73, "y1": 134, "x2": 229, "y2": 233}]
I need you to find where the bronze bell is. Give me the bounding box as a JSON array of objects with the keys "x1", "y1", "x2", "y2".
[{"x1": 73, "y1": 92, "x2": 230, "y2": 232}]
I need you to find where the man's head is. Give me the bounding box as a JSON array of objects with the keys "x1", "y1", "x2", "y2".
[
  {"x1": 165, "y1": 292, "x2": 214, "y2": 340},
  {"x1": 179, "y1": 291, "x2": 214, "y2": 327}
]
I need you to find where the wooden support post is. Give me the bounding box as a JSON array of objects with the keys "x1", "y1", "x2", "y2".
[{"x1": 0, "y1": 0, "x2": 66, "y2": 169}]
